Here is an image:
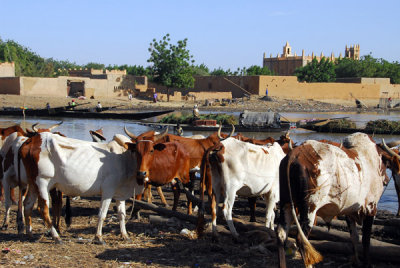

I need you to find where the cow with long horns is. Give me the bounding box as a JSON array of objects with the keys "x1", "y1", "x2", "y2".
[{"x1": 276, "y1": 133, "x2": 400, "y2": 268}]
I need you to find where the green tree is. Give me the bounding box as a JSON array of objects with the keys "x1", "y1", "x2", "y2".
[
  {"x1": 295, "y1": 57, "x2": 336, "y2": 82},
  {"x1": 84, "y1": 62, "x2": 105, "y2": 70},
  {"x1": 147, "y1": 34, "x2": 195, "y2": 89},
  {"x1": 245, "y1": 65, "x2": 273, "y2": 75},
  {"x1": 210, "y1": 67, "x2": 233, "y2": 76},
  {"x1": 191, "y1": 64, "x2": 210, "y2": 76}
]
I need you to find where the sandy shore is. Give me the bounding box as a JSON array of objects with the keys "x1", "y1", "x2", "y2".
[{"x1": 0, "y1": 94, "x2": 381, "y2": 114}]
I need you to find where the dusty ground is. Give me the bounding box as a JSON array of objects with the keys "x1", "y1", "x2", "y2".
[
  {"x1": 0, "y1": 188, "x2": 398, "y2": 268},
  {"x1": 0, "y1": 94, "x2": 383, "y2": 114}
]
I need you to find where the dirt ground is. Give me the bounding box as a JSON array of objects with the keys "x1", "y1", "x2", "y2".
[
  {"x1": 0, "y1": 94, "x2": 382, "y2": 114},
  {"x1": 0, "y1": 188, "x2": 398, "y2": 268}
]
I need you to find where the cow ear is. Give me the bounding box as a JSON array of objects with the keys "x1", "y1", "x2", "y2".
[
  {"x1": 154, "y1": 143, "x2": 166, "y2": 151},
  {"x1": 124, "y1": 142, "x2": 136, "y2": 151}
]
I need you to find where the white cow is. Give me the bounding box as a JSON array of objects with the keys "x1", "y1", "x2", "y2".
[
  {"x1": 198, "y1": 137, "x2": 286, "y2": 239},
  {"x1": 19, "y1": 132, "x2": 144, "y2": 244},
  {"x1": 276, "y1": 133, "x2": 400, "y2": 267}
]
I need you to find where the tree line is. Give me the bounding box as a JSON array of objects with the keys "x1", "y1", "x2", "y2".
[
  {"x1": 295, "y1": 55, "x2": 400, "y2": 84},
  {"x1": 1, "y1": 35, "x2": 400, "y2": 90}
]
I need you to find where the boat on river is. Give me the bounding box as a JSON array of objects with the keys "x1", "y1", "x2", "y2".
[
  {"x1": 137, "y1": 121, "x2": 292, "y2": 132},
  {"x1": 0, "y1": 106, "x2": 174, "y2": 120}
]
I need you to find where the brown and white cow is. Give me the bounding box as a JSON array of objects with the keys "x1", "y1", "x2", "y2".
[
  {"x1": 18, "y1": 131, "x2": 143, "y2": 244},
  {"x1": 0, "y1": 125, "x2": 27, "y2": 203},
  {"x1": 197, "y1": 131, "x2": 286, "y2": 240},
  {"x1": 276, "y1": 133, "x2": 400, "y2": 268},
  {"x1": 0, "y1": 122, "x2": 64, "y2": 232}
]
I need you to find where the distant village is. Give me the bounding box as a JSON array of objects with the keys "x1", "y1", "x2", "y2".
[{"x1": 0, "y1": 42, "x2": 399, "y2": 104}]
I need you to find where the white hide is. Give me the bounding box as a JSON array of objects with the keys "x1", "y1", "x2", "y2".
[
  {"x1": 24, "y1": 132, "x2": 143, "y2": 242},
  {"x1": 0, "y1": 132, "x2": 29, "y2": 228},
  {"x1": 210, "y1": 137, "x2": 286, "y2": 237},
  {"x1": 305, "y1": 132, "x2": 386, "y2": 224}
]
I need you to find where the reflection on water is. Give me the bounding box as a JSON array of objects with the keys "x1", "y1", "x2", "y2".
[{"x1": 1, "y1": 110, "x2": 399, "y2": 214}]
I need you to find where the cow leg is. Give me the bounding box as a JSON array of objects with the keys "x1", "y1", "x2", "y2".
[
  {"x1": 345, "y1": 216, "x2": 360, "y2": 266},
  {"x1": 157, "y1": 186, "x2": 169, "y2": 208},
  {"x1": 50, "y1": 189, "x2": 62, "y2": 233},
  {"x1": 17, "y1": 187, "x2": 27, "y2": 234},
  {"x1": 248, "y1": 197, "x2": 257, "y2": 222},
  {"x1": 36, "y1": 184, "x2": 62, "y2": 244},
  {"x1": 222, "y1": 189, "x2": 239, "y2": 240},
  {"x1": 94, "y1": 197, "x2": 112, "y2": 245},
  {"x1": 277, "y1": 204, "x2": 295, "y2": 268},
  {"x1": 65, "y1": 196, "x2": 72, "y2": 228},
  {"x1": 394, "y1": 176, "x2": 400, "y2": 216},
  {"x1": 362, "y1": 216, "x2": 374, "y2": 268},
  {"x1": 144, "y1": 184, "x2": 152, "y2": 203},
  {"x1": 10, "y1": 188, "x2": 17, "y2": 205},
  {"x1": 115, "y1": 200, "x2": 131, "y2": 242},
  {"x1": 185, "y1": 179, "x2": 195, "y2": 215},
  {"x1": 171, "y1": 180, "x2": 180, "y2": 211},
  {"x1": 1, "y1": 176, "x2": 13, "y2": 230},
  {"x1": 211, "y1": 192, "x2": 219, "y2": 240},
  {"x1": 263, "y1": 191, "x2": 277, "y2": 230},
  {"x1": 23, "y1": 187, "x2": 37, "y2": 239}
]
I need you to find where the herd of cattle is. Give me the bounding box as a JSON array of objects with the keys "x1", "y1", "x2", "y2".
[{"x1": 0, "y1": 122, "x2": 400, "y2": 267}]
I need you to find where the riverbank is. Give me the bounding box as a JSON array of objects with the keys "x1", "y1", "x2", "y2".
[{"x1": 0, "y1": 94, "x2": 386, "y2": 114}]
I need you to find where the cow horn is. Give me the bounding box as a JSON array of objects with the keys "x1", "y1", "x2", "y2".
[
  {"x1": 124, "y1": 126, "x2": 137, "y2": 139},
  {"x1": 340, "y1": 140, "x2": 343, "y2": 149},
  {"x1": 154, "y1": 127, "x2": 168, "y2": 142},
  {"x1": 382, "y1": 139, "x2": 400, "y2": 160},
  {"x1": 288, "y1": 138, "x2": 293, "y2": 151},
  {"x1": 48, "y1": 121, "x2": 63, "y2": 131},
  {"x1": 32, "y1": 122, "x2": 39, "y2": 132},
  {"x1": 217, "y1": 124, "x2": 235, "y2": 140},
  {"x1": 229, "y1": 124, "x2": 235, "y2": 137}
]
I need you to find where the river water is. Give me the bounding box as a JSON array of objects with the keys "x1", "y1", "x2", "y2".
[{"x1": 1, "y1": 109, "x2": 399, "y2": 214}]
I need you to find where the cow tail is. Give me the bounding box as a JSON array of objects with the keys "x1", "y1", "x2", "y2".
[
  {"x1": 196, "y1": 145, "x2": 216, "y2": 237},
  {"x1": 286, "y1": 154, "x2": 323, "y2": 266},
  {"x1": 196, "y1": 148, "x2": 209, "y2": 237},
  {"x1": 16, "y1": 145, "x2": 24, "y2": 233}
]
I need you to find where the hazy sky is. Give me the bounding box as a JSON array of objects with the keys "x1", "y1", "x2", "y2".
[{"x1": 1, "y1": 0, "x2": 398, "y2": 70}]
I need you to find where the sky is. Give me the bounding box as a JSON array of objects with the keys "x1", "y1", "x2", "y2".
[{"x1": 1, "y1": 0, "x2": 399, "y2": 70}]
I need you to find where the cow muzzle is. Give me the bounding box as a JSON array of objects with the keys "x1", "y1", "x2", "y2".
[{"x1": 136, "y1": 171, "x2": 147, "y2": 185}]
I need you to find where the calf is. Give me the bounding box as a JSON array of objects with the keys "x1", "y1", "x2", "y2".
[{"x1": 276, "y1": 133, "x2": 400, "y2": 267}]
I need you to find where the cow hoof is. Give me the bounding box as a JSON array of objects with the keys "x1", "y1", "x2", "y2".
[
  {"x1": 17, "y1": 225, "x2": 24, "y2": 235},
  {"x1": 55, "y1": 238, "x2": 63, "y2": 244},
  {"x1": 1, "y1": 225, "x2": 8, "y2": 231}
]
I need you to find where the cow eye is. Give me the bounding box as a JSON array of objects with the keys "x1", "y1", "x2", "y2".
[{"x1": 150, "y1": 149, "x2": 154, "y2": 153}]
